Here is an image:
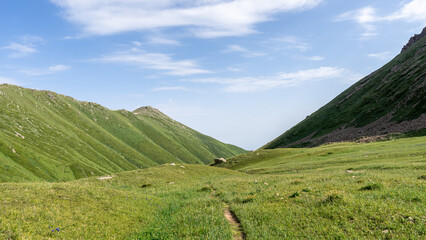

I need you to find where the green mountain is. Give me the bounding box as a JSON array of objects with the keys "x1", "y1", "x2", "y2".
[
  {"x1": 0, "y1": 85, "x2": 246, "y2": 182},
  {"x1": 264, "y1": 27, "x2": 426, "y2": 149}
]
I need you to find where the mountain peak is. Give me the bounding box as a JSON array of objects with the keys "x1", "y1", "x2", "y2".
[
  {"x1": 401, "y1": 26, "x2": 426, "y2": 53},
  {"x1": 133, "y1": 106, "x2": 169, "y2": 119},
  {"x1": 133, "y1": 106, "x2": 161, "y2": 114}
]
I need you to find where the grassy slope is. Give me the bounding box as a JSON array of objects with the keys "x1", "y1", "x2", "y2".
[
  {"x1": 264, "y1": 33, "x2": 426, "y2": 149},
  {"x1": 1, "y1": 137, "x2": 424, "y2": 239},
  {"x1": 0, "y1": 85, "x2": 246, "y2": 182}
]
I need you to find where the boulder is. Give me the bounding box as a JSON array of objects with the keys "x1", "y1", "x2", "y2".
[{"x1": 214, "y1": 157, "x2": 227, "y2": 164}]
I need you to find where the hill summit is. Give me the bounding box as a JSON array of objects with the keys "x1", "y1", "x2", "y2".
[{"x1": 264, "y1": 27, "x2": 426, "y2": 148}]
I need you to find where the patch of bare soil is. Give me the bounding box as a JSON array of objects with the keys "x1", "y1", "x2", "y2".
[{"x1": 210, "y1": 187, "x2": 246, "y2": 240}]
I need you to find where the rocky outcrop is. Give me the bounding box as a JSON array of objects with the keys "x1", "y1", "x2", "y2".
[
  {"x1": 214, "y1": 158, "x2": 227, "y2": 164},
  {"x1": 401, "y1": 26, "x2": 426, "y2": 53}
]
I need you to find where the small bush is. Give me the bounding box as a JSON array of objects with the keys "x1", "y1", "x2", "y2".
[
  {"x1": 360, "y1": 183, "x2": 383, "y2": 191},
  {"x1": 289, "y1": 192, "x2": 299, "y2": 198}
]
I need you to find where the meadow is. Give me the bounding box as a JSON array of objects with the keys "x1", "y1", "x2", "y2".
[{"x1": 0, "y1": 136, "x2": 425, "y2": 239}]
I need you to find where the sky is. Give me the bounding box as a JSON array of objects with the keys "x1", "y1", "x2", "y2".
[{"x1": 0, "y1": 0, "x2": 425, "y2": 150}]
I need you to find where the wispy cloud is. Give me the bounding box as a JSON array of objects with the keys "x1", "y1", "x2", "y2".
[
  {"x1": 146, "y1": 36, "x2": 180, "y2": 46},
  {"x1": 152, "y1": 86, "x2": 191, "y2": 91},
  {"x1": 335, "y1": 0, "x2": 426, "y2": 38},
  {"x1": 187, "y1": 67, "x2": 356, "y2": 93},
  {"x1": 335, "y1": 7, "x2": 378, "y2": 38},
  {"x1": 132, "y1": 36, "x2": 181, "y2": 47},
  {"x1": 63, "y1": 35, "x2": 82, "y2": 40},
  {"x1": 93, "y1": 48, "x2": 210, "y2": 76},
  {"x1": 298, "y1": 55, "x2": 324, "y2": 61},
  {"x1": 50, "y1": 0, "x2": 322, "y2": 38},
  {"x1": 223, "y1": 44, "x2": 266, "y2": 57},
  {"x1": 272, "y1": 36, "x2": 311, "y2": 51},
  {"x1": 2, "y1": 43, "x2": 37, "y2": 58},
  {"x1": 1, "y1": 36, "x2": 44, "y2": 58},
  {"x1": 368, "y1": 51, "x2": 392, "y2": 60},
  {"x1": 19, "y1": 65, "x2": 71, "y2": 76}
]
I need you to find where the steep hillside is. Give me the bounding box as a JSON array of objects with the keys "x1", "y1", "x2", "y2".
[
  {"x1": 264, "y1": 27, "x2": 426, "y2": 148},
  {"x1": 0, "y1": 85, "x2": 246, "y2": 182}
]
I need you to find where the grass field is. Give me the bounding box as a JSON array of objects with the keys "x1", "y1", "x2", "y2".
[{"x1": 0, "y1": 136, "x2": 425, "y2": 239}]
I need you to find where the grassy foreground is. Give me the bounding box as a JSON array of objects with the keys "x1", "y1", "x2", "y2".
[{"x1": 1, "y1": 137, "x2": 425, "y2": 239}]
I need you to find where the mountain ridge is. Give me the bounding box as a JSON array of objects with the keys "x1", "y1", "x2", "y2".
[
  {"x1": 0, "y1": 84, "x2": 246, "y2": 182},
  {"x1": 264, "y1": 27, "x2": 426, "y2": 149}
]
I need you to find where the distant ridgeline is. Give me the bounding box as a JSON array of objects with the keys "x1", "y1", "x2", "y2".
[
  {"x1": 0, "y1": 85, "x2": 246, "y2": 182},
  {"x1": 264, "y1": 26, "x2": 426, "y2": 149}
]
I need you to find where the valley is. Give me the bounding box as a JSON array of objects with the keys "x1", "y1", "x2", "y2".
[{"x1": 0, "y1": 3, "x2": 425, "y2": 239}]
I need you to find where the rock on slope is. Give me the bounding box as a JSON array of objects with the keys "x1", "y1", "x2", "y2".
[
  {"x1": 264, "y1": 27, "x2": 426, "y2": 148},
  {"x1": 0, "y1": 85, "x2": 246, "y2": 182}
]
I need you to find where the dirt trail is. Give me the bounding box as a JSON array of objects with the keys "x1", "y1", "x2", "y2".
[{"x1": 210, "y1": 187, "x2": 246, "y2": 240}]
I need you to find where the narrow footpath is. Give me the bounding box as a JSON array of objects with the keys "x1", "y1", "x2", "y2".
[{"x1": 210, "y1": 186, "x2": 246, "y2": 240}]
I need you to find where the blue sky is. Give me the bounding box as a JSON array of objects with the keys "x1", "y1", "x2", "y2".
[{"x1": 1, "y1": 0, "x2": 425, "y2": 150}]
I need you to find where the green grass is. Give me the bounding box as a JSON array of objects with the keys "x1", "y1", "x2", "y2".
[
  {"x1": 264, "y1": 33, "x2": 426, "y2": 148},
  {"x1": 0, "y1": 85, "x2": 246, "y2": 182},
  {"x1": 0, "y1": 165, "x2": 240, "y2": 239},
  {"x1": 1, "y1": 137, "x2": 424, "y2": 239}
]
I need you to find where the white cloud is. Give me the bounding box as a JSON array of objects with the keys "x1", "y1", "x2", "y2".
[
  {"x1": 2, "y1": 43, "x2": 37, "y2": 58},
  {"x1": 335, "y1": 0, "x2": 426, "y2": 38},
  {"x1": 50, "y1": 0, "x2": 322, "y2": 38},
  {"x1": 93, "y1": 49, "x2": 211, "y2": 76},
  {"x1": 368, "y1": 51, "x2": 392, "y2": 60},
  {"x1": 146, "y1": 36, "x2": 181, "y2": 46},
  {"x1": 63, "y1": 35, "x2": 82, "y2": 40},
  {"x1": 225, "y1": 45, "x2": 248, "y2": 53},
  {"x1": 386, "y1": 0, "x2": 426, "y2": 22},
  {"x1": 19, "y1": 65, "x2": 71, "y2": 76},
  {"x1": 187, "y1": 67, "x2": 355, "y2": 92},
  {"x1": 335, "y1": 7, "x2": 379, "y2": 38},
  {"x1": 301, "y1": 55, "x2": 324, "y2": 61},
  {"x1": 224, "y1": 44, "x2": 266, "y2": 57},
  {"x1": 152, "y1": 86, "x2": 191, "y2": 91},
  {"x1": 273, "y1": 36, "x2": 311, "y2": 51},
  {"x1": 1, "y1": 35, "x2": 44, "y2": 58},
  {"x1": 1, "y1": 35, "x2": 45, "y2": 58}
]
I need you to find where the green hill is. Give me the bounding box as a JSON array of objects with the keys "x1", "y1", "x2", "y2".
[
  {"x1": 264, "y1": 27, "x2": 426, "y2": 148},
  {"x1": 0, "y1": 84, "x2": 246, "y2": 182}
]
